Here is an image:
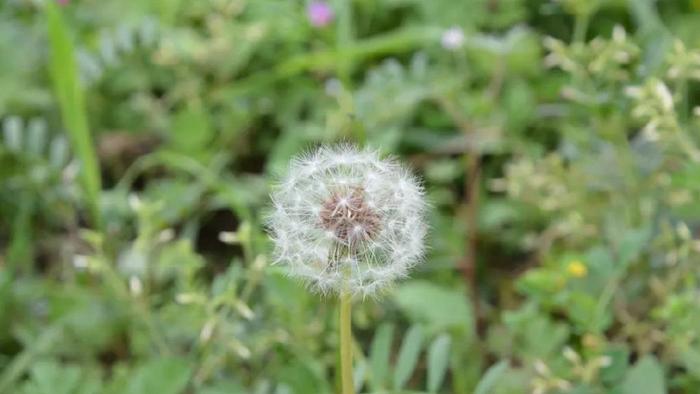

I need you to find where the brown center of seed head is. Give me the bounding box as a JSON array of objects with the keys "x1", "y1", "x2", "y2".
[{"x1": 319, "y1": 186, "x2": 381, "y2": 246}]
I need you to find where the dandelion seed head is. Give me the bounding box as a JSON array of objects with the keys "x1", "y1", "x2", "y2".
[{"x1": 267, "y1": 144, "x2": 427, "y2": 297}]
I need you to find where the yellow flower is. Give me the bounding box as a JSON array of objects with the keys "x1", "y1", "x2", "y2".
[{"x1": 567, "y1": 260, "x2": 587, "y2": 278}]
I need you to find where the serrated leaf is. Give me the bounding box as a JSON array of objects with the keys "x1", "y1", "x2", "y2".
[
  {"x1": 393, "y1": 325, "x2": 424, "y2": 391},
  {"x1": 426, "y1": 334, "x2": 451, "y2": 392}
]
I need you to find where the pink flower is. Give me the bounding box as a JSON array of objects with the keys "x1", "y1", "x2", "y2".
[
  {"x1": 307, "y1": 1, "x2": 334, "y2": 27},
  {"x1": 56, "y1": 0, "x2": 70, "y2": 5}
]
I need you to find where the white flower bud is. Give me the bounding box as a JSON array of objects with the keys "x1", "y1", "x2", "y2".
[
  {"x1": 219, "y1": 231, "x2": 239, "y2": 244},
  {"x1": 234, "y1": 300, "x2": 255, "y2": 320},
  {"x1": 129, "y1": 276, "x2": 143, "y2": 296},
  {"x1": 563, "y1": 347, "x2": 579, "y2": 363},
  {"x1": 200, "y1": 320, "x2": 215, "y2": 343},
  {"x1": 158, "y1": 228, "x2": 175, "y2": 243},
  {"x1": 441, "y1": 27, "x2": 465, "y2": 51},
  {"x1": 654, "y1": 80, "x2": 674, "y2": 111},
  {"x1": 73, "y1": 254, "x2": 90, "y2": 270}
]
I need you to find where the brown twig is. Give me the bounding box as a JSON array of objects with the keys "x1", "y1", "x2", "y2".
[
  {"x1": 464, "y1": 152, "x2": 482, "y2": 333},
  {"x1": 436, "y1": 97, "x2": 483, "y2": 335}
]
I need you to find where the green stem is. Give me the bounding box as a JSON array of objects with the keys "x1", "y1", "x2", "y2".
[
  {"x1": 676, "y1": 77, "x2": 689, "y2": 122},
  {"x1": 335, "y1": 0, "x2": 354, "y2": 85},
  {"x1": 95, "y1": 257, "x2": 171, "y2": 355},
  {"x1": 340, "y1": 291, "x2": 354, "y2": 394},
  {"x1": 573, "y1": 13, "x2": 590, "y2": 44},
  {"x1": 0, "y1": 325, "x2": 62, "y2": 391}
]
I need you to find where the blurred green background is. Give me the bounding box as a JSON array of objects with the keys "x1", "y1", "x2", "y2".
[{"x1": 2, "y1": 0, "x2": 700, "y2": 393}]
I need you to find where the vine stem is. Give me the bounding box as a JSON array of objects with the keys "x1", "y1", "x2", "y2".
[{"x1": 339, "y1": 290, "x2": 354, "y2": 394}]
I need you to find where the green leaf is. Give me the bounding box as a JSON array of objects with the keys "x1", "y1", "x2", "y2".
[
  {"x1": 627, "y1": 0, "x2": 672, "y2": 75},
  {"x1": 393, "y1": 280, "x2": 474, "y2": 336},
  {"x1": 600, "y1": 346, "x2": 630, "y2": 385},
  {"x1": 474, "y1": 360, "x2": 509, "y2": 394},
  {"x1": 617, "y1": 227, "x2": 651, "y2": 266},
  {"x1": 353, "y1": 359, "x2": 367, "y2": 393},
  {"x1": 275, "y1": 357, "x2": 331, "y2": 394},
  {"x1": 622, "y1": 355, "x2": 666, "y2": 394},
  {"x1": 426, "y1": 334, "x2": 451, "y2": 392},
  {"x1": 503, "y1": 303, "x2": 570, "y2": 358},
  {"x1": 18, "y1": 361, "x2": 101, "y2": 394},
  {"x1": 681, "y1": 348, "x2": 700, "y2": 380},
  {"x1": 168, "y1": 105, "x2": 213, "y2": 153},
  {"x1": 198, "y1": 381, "x2": 247, "y2": 394},
  {"x1": 7, "y1": 196, "x2": 34, "y2": 271},
  {"x1": 126, "y1": 358, "x2": 191, "y2": 394},
  {"x1": 393, "y1": 325, "x2": 425, "y2": 391},
  {"x1": 370, "y1": 323, "x2": 395, "y2": 391},
  {"x1": 0, "y1": 326, "x2": 63, "y2": 392},
  {"x1": 45, "y1": 2, "x2": 102, "y2": 229}
]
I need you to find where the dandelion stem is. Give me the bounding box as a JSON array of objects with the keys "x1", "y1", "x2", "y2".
[{"x1": 339, "y1": 290, "x2": 354, "y2": 394}]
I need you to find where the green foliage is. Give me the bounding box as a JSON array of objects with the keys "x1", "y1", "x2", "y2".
[
  {"x1": 393, "y1": 325, "x2": 424, "y2": 391},
  {"x1": 18, "y1": 361, "x2": 101, "y2": 394},
  {"x1": 622, "y1": 356, "x2": 666, "y2": 394},
  {"x1": 473, "y1": 360, "x2": 509, "y2": 394},
  {"x1": 426, "y1": 334, "x2": 451, "y2": 393},
  {"x1": 369, "y1": 323, "x2": 395, "y2": 391},
  {"x1": 393, "y1": 280, "x2": 474, "y2": 336},
  {"x1": 45, "y1": 2, "x2": 102, "y2": 228},
  {"x1": 1, "y1": 0, "x2": 700, "y2": 393}
]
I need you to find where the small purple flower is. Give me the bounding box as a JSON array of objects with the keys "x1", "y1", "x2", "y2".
[{"x1": 307, "y1": 1, "x2": 334, "y2": 27}]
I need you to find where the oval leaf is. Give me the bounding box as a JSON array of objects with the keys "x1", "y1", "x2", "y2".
[
  {"x1": 427, "y1": 334, "x2": 451, "y2": 392},
  {"x1": 370, "y1": 323, "x2": 395, "y2": 391},
  {"x1": 393, "y1": 325, "x2": 425, "y2": 390},
  {"x1": 475, "y1": 360, "x2": 509, "y2": 394},
  {"x1": 622, "y1": 355, "x2": 666, "y2": 394}
]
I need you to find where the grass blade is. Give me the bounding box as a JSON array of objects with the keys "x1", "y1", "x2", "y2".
[{"x1": 45, "y1": 2, "x2": 102, "y2": 228}]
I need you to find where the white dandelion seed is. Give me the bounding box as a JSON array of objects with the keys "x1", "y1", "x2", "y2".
[
  {"x1": 441, "y1": 26, "x2": 465, "y2": 51},
  {"x1": 266, "y1": 144, "x2": 427, "y2": 297}
]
